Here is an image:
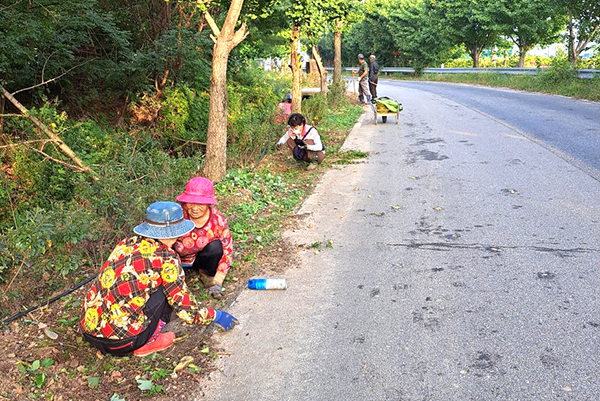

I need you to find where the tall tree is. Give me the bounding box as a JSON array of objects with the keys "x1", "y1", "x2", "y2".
[
  {"x1": 202, "y1": 1, "x2": 248, "y2": 182},
  {"x1": 320, "y1": 0, "x2": 360, "y2": 85},
  {"x1": 432, "y1": 0, "x2": 499, "y2": 68},
  {"x1": 490, "y1": 0, "x2": 564, "y2": 67},
  {"x1": 561, "y1": 0, "x2": 600, "y2": 66},
  {"x1": 283, "y1": 0, "x2": 318, "y2": 113}
]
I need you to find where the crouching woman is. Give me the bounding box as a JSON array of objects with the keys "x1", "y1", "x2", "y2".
[
  {"x1": 276, "y1": 113, "x2": 325, "y2": 169},
  {"x1": 80, "y1": 201, "x2": 237, "y2": 357}
]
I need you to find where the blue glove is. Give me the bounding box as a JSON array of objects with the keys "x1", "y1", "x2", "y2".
[{"x1": 213, "y1": 310, "x2": 238, "y2": 331}]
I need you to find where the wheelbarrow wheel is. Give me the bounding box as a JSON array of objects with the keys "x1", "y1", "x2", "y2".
[{"x1": 382, "y1": 116, "x2": 387, "y2": 123}]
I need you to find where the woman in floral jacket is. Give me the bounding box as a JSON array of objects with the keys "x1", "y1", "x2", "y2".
[
  {"x1": 173, "y1": 177, "x2": 233, "y2": 299},
  {"x1": 80, "y1": 201, "x2": 237, "y2": 357}
]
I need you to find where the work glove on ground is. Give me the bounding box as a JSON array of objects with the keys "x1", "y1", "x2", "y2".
[
  {"x1": 213, "y1": 310, "x2": 238, "y2": 331},
  {"x1": 208, "y1": 284, "x2": 223, "y2": 299}
]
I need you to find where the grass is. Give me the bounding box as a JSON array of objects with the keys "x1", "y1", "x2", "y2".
[
  {"x1": 387, "y1": 72, "x2": 600, "y2": 102},
  {"x1": 0, "y1": 97, "x2": 365, "y2": 401}
]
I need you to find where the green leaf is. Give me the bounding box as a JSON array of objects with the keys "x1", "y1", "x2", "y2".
[
  {"x1": 17, "y1": 362, "x2": 27, "y2": 374},
  {"x1": 110, "y1": 394, "x2": 126, "y2": 401},
  {"x1": 200, "y1": 347, "x2": 210, "y2": 354},
  {"x1": 40, "y1": 358, "x2": 54, "y2": 368},
  {"x1": 136, "y1": 378, "x2": 154, "y2": 391},
  {"x1": 30, "y1": 360, "x2": 40, "y2": 372},
  {"x1": 34, "y1": 373, "x2": 46, "y2": 388},
  {"x1": 87, "y1": 376, "x2": 100, "y2": 388}
]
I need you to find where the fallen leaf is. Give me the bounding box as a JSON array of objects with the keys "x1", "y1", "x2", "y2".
[
  {"x1": 42, "y1": 272, "x2": 51, "y2": 281},
  {"x1": 391, "y1": 205, "x2": 401, "y2": 209},
  {"x1": 173, "y1": 356, "x2": 194, "y2": 374},
  {"x1": 43, "y1": 328, "x2": 58, "y2": 340},
  {"x1": 408, "y1": 176, "x2": 416, "y2": 180},
  {"x1": 314, "y1": 250, "x2": 319, "y2": 255},
  {"x1": 136, "y1": 378, "x2": 153, "y2": 391},
  {"x1": 200, "y1": 347, "x2": 210, "y2": 354},
  {"x1": 95, "y1": 350, "x2": 104, "y2": 359},
  {"x1": 87, "y1": 376, "x2": 100, "y2": 389},
  {"x1": 433, "y1": 207, "x2": 442, "y2": 211},
  {"x1": 368, "y1": 195, "x2": 372, "y2": 198},
  {"x1": 110, "y1": 371, "x2": 122, "y2": 379},
  {"x1": 38, "y1": 323, "x2": 48, "y2": 330},
  {"x1": 353, "y1": 187, "x2": 360, "y2": 191}
]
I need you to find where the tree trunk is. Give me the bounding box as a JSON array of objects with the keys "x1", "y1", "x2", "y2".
[
  {"x1": 202, "y1": 0, "x2": 247, "y2": 182},
  {"x1": 204, "y1": 50, "x2": 229, "y2": 182},
  {"x1": 518, "y1": 49, "x2": 527, "y2": 68},
  {"x1": 469, "y1": 46, "x2": 480, "y2": 68},
  {"x1": 333, "y1": 21, "x2": 343, "y2": 85},
  {"x1": 567, "y1": 7, "x2": 577, "y2": 66},
  {"x1": 0, "y1": 94, "x2": 4, "y2": 135},
  {"x1": 290, "y1": 24, "x2": 302, "y2": 113},
  {"x1": 312, "y1": 45, "x2": 327, "y2": 93}
]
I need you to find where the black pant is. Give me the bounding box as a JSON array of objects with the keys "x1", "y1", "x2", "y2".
[
  {"x1": 83, "y1": 289, "x2": 173, "y2": 356},
  {"x1": 189, "y1": 239, "x2": 223, "y2": 277},
  {"x1": 369, "y1": 76, "x2": 378, "y2": 98}
]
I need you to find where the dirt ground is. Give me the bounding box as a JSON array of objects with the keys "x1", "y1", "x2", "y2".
[
  {"x1": 0, "y1": 152, "x2": 309, "y2": 401},
  {"x1": 0, "y1": 231, "x2": 305, "y2": 401},
  {"x1": 0, "y1": 103, "x2": 358, "y2": 401}
]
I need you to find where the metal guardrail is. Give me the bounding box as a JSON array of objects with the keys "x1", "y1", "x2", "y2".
[{"x1": 324, "y1": 66, "x2": 600, "y2": 79}]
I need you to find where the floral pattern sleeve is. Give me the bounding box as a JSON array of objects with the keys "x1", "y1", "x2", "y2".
[
  {"x1": 173, "y1": 207, "x2": 233, "y2": 286},
  {"x1": 158, "y1": 250, "x2": 215, "y2": 325}
]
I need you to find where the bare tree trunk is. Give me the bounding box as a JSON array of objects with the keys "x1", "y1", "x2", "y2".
[
  {"x1": 470, "y1": 47, "x2": 479, "y2": 68},
  {"x1": 0, "y1": 84, "x2": 96, "y2": 177},
  {"x1": 567, "y1": 7, "x2": 577, "y2": 66},
  {"x1": 333, "y1": 21, "x2": 343, "y2": 85},
  {"x1": 312, "y1": 46, "x2": 327, "y2": 93},
  {"x1": 0, "y1": 94, "x2": 4, "y2": 135},
  {"x1": 518, "y1": 50, "x2": 527, "y2": 68},
  {"x1": 203, "y1": 0, "x2": 248, "y2": 182},
  {"x1": 290, "y1": 24, "x2": 302, "y2": 114}
]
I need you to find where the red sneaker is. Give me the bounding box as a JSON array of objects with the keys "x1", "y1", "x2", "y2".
[{"x1": 134, "y1": 332, "x2": 175, "y2": 357}]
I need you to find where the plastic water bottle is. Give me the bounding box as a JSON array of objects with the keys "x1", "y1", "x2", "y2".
[{"x1": 247, "y1": 278, "x2": 287, "y2": 290}]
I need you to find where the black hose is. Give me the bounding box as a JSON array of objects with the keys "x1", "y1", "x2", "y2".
[
  {"x1": 251, "y1": 143, "x2": 270, "y2": 171},
  {"x1": 1, "y1": 273, "x2": 97, "y2": 325}
]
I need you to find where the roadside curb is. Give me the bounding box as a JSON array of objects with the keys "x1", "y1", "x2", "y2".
[{"x1": 340, "y1": 108, "x2": 370, "y2": 152}]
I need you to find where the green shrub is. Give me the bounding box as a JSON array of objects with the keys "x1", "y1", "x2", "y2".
[
  {"x1": 539, "y1": 56, "x2": 578, "y2": 84},
  {"x1": 302, "y1": 94, "x2": 328, "y2": 125},
  {"x1": 327, "y1": 81, "x2": 348, "y2": 109}
]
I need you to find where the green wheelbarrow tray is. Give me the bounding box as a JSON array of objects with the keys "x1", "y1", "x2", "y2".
[{"x1": 371, "y1": 96, "x2": 403, "y2": 124}]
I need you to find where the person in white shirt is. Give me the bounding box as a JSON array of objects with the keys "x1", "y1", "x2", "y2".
[{"x1": 276, "y1": 113, "x2": 325, "y2": 169}]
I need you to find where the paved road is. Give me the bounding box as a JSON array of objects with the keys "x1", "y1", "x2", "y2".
[
  {"x1": 384, "y1": 80, "x2": 600, "y2": 180},
  {"x1": 199, "y1": 82, "x2": 600, "y2": 401}
]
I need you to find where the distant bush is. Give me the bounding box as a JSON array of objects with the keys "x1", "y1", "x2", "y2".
[
  {"x1": 302, "y1": 94, "x2": 328, "y2": 126},
  {"x1": 538, "y1": 56, "x2": 578, "y2": 83}
]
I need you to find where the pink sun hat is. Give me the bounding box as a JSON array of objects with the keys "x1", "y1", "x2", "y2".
[{"x1": 176, "y1": 177, "x2": 218, "y2": 205}]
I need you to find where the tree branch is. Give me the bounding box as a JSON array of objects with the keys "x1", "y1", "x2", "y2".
[
  {"x1": 12, "y1": 61, "x2": 88, "y2": 95},
  {"x1": 26, "y1": 146, "x2": 89, "y2": 173},
  {"x1": 231, "y1": 22, "x2": 248, "y2": 48},
  {"x1": 0, "y1": 84, "x2": 97, "y2": 179},
  {"x1": 0, "y1": 139, "x2": 60, "y2": 149},
  {"x1": 204, "y1": 11, "x2": 221, "y2": 36}
]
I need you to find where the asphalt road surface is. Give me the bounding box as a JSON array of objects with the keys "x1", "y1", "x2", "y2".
[{"x1": 199, "y1": 81, "x2": 600, "y2": 401}]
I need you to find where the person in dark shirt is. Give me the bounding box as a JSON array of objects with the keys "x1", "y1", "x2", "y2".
[{"x1": 369, "y1": 55, "x2": 379, "y2": 100}]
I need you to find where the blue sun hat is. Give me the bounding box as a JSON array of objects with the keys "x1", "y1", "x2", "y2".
[{"x1": 133, "y1": 201, "x2": 195, "y2": 239}]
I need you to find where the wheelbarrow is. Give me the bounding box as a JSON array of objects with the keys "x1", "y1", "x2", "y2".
[{"x1": 371, "y1": 97, "x2": 402, "y2": 124}]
